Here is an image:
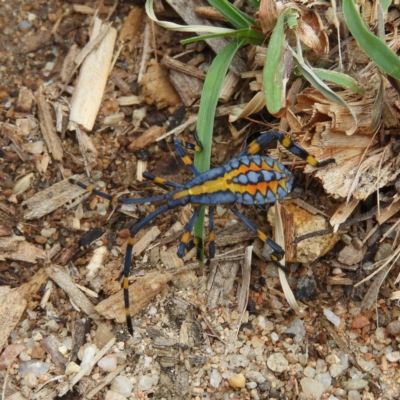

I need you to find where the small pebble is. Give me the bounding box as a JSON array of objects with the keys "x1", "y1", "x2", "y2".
[
  {"x1": 352, "y1": 237, "x2": 363, "y2": 250},
  {"x1": 246, "y1": 381, "x2": 257, "y2": 389},
  {"x1": 315, "y1": 372, "x2": 332, "y2": 388},
  {"x1": 228, "y1": 373, "x2": 246, "y2": 388},
  {"x1": 98, "y1": 354, "x2": 118, "y2": 372},
  {"x1": 342, "y1": 379, "x2": 368, "y2": 390},
  {"x1": 332, "y1": 267, "x2": 342, "y2": 275},
  {"x1": 386, "y1": 320, "x2": 400, "y2": 335},
  {"x1": 284, "y1": 317, "x2": 306, "y2": 339},
  {"x1": 209, "y1": 369, "x2": 222, "y2": 388},
  {"x1": 34, "y1": 235, "x2": 47, "y2": 244},
  {"x1": 304, "y1": 366, "x2": 316, "y2": 378},
  {"x1": 229, "y1": 354, "x2": 249, "y2": 368},
  {"x1": 329, "y1": 363, "x2": 346, "y2": 378},
  {"x1": 351, "y1": 315, "x2": 370, "y2": 329},
  {"x1": 357, "y1": 358, "x2": 376, "y2": 372},
  {"x1": 267, "y1": 353, "x2": 288, "y2": 373},
  {"x1": 18, "y1": 20, "x2": 32, "y2": 30},
  {"x1": 323, "y1": 309, "x2": 341, "y2": 327},
  {"x1": 65, "y1": 361, "x2": 80, "y2": 375},
  {"x1": 18, "y1": 360, "x2": 50, "y2": 377},
  {"x1": 245, "y1": 370, "x2": 265, "y2": 384},
  {"x1": 21, "y1": 371, "x2": 37, "y2": 388},
  {"x1": 41, "y1": 228, "x2": 56, "y2": 237},
  {"x1": 105, "y1": 390, "x2": 128, "y2": 400},
  {"x1": 138, "y1": 374, "x2": 158, "y2": 391},
  {"x1": 0, "y1": 343, "x2": 25, "y2": 370},
  {"x1": 348, "y1": 390, "x2": 362, "y2": 400},
  {"x1": 300, "y1": 377, "x2": 325, "y2": 399},
  {"x1": 374, "y1": 242, "x2": 393, "y2": 262},
  {"x1": 386, "y1": 351, "x2": 400, "y2": 362},
  {"x1": 111, "y1": 375, "x2": 133, "y2": 397},
  {"x1": 270, "y1": 332, "x2": 279, "y2": 342},
  {"x1": 251, "y1": 336, "x2": 265, "y2": 348},
  {"x1": 341, "y1": 234, "x2": 352, "y2": 245}
]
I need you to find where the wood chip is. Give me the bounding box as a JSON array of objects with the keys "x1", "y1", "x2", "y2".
[
  {"x1": 45, "y1": 265, "x2": 96, "y2": 317},
  {"x1": 69, "y1": 18, "x2": 117, "y2": 131},
  {"x1": 0, "y1": 235, "x2": 46, "y2": 262},
  {"x1": 34, "y1": 88, "x2": 64, "y2": 161},
  {"x1": 0, "y1": 286, "x2": 28, "y2": 349},
  {"x1": 127, "y1": 125, "x2": 166, "y2": 152},
  {"x1": 118, "y1": 6, "x2": 145, "y2": 51},
  {"x1": 95, "y1": 270, "x2": 174, "y2": 323},
  {"x1": 141, "y1": 59, "x2": 181, "y2": 109},
  {"x1": 22, "y1": 174, "x2": 91, "y2": 220}
]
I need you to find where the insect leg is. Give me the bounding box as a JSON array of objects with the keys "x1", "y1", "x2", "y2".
[
  {"x1": 182, "y1": 206, "x2": 214, "y2": 261},
  {"x1": 239, "y1": 130, "x2": 335, "y2": 167},
  {"x1": 208, "y1": 206, "x2": 215, "y2": 260},
  {"x1": 124, "y1": 199, "x2": 183, "y2": 335},
  {"x1": 174, "y1": 132, "x2": 203, "y2": 176},
  {"x1": 231, "y1": 206, "x2": 286, "y2": 271},
  {"x1": 142, "y1": 171, "x2": 184, "y2": 190},
  {"x1": 177, "y1": 206, "x2": 202, "y2": 258},
  {"x1": 69, "y1": 178, "x2": 172, "y2": 204}
]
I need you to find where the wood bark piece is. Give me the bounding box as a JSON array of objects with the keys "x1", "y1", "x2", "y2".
[
  {"x1": 169, "y1": 69, "x2": 203, "y2": 106},
  {"x1": 206, "y1": 262, "x2": 240, "y2": 309},
  {"x1": 95, "y1": 270, "x2": 174, "y2": 323},
  {"x1": 127, "y1": 125, "x2": 166, "y2": 152},
  {"x1": 15, "y1": 87, "x2": 33, "y2": 113},
  {"x1": 0, "y1": 235, "x2": 46, "y2": 263},
  {"x1": 119, "y1": 6, "x2": 145, "y2": 51},
  {"x1": 34, "y1": 88, "x2": 64, "y2": 161},
  {"x1": 41, "y1": 335, "x2": 68, "y2": 373},
  {"x1": 0, "y1": 286, "x2": 28, "y2": 349},
  {"x1": 162, "y1": 55, "x2": 206, "y2": 80},
  {"x1": 141, "y1": 60, "x2": 181, "y2": 109},
  {"x1": 22, "y1": 174, "x2": 91, "y2": 220},
  {"x1": 45, "y1": 265, "x2": 96, "y2": 317},
  {"x1": 165, "y1": 0, "x2": 246, "y2": 76},
  {"x1": 69, "y1": 18, "x2": 117, "y2": 131},
  {"x1": 274, "y1": 203, "x2": 340, "y2": 263}
]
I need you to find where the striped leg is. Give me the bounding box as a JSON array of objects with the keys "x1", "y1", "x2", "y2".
[
  {"x1": 239, "y1": 130, "x2": 335, "y2": 167},
  {"x1": 208, "y1": 206, "x2": 216, "y2": 260},
  {"x1": 142, "y1": 171, "x2": 184, "y2": 190},
  {"x1": 69, "y1": 178, "x2": 174, "y2": 204},
  {"x1": 124, "y1": 199, "x2": 184, "y2": 335},
  {"x1": 177, "y1": 206, "x2": 202, "y2": 258},
  {"x1": 174, "y1": 132, "x2": 203, "y2": 177},
  {"x1": 231, "y1": 206, "x2": 287, "y2": 272}
]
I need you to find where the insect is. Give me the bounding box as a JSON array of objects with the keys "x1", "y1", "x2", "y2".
[{"x1": 70, "y1": 130, "x2": 334, "y2": 335}]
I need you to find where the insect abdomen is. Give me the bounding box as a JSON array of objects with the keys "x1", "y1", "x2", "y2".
[{"x1": 225, "y1": 155, "x2": 294, "y2": 205}]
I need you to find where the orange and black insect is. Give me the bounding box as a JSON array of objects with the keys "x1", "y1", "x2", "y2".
[{"x1": 70, "y1": 131, "x2": 334, "y2": 335}]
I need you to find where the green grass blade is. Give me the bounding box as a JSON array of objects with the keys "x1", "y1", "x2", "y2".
[
  {"x1": 208, "y1": 0, "x2": 256, "y2": 29},
  {"x1": 343, "y1": 0, "x2": 400, "y2": 80},
  {"x1": 181, "y1": 28, "x2": 265, "y2": 45},
  {"x1": 263, "y1": 12, "x2": 287, "y2": 115},
  {"x1": 312, "y1": 68, "x2": 365, "y2": 95},
  {"x1": 194, "y1": 39, "x2": 246, "y2": 262}
]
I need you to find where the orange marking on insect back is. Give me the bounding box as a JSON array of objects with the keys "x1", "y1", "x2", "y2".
[{"x1": 123, "y1": 277, "x2": 129, "y2": 289}]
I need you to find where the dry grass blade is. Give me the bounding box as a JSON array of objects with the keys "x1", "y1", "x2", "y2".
[{"x1": 275, "y1": 203, "x2": 301, "y2": 312}]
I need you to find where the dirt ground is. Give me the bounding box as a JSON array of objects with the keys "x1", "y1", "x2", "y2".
[{"x1": 1, "y1": 1, "x2": 400, "y2": 399}]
